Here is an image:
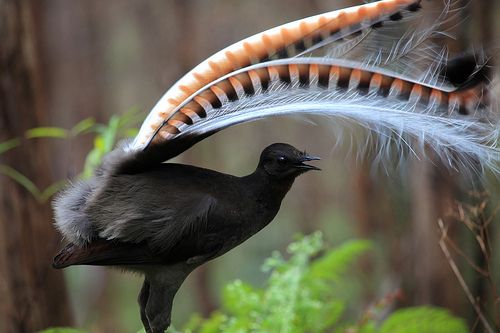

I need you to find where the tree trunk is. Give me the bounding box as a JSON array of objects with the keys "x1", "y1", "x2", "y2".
[
  {"x1": 0, "y1": 0, "x2": 72, "y2": 332},
  {"x1": 408, "y1": 161, "x2": 463, "y2": 313}
]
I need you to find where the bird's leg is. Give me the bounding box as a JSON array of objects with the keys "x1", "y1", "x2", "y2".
[
  {"x1": 146, "y1": 280, "x2": 178, "y2": 333},
  {"x1": 144, "y1": 267, "x2": 187, "y2": 333},
  {"x1": 138, "y1": 278, "x2": 151, "y2": 333}
]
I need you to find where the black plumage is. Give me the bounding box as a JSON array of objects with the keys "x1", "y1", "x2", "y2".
[
  {"x1": 52, "y1": 0, "x2": 499, "y2": 332},
  {"x1": 53, "y1": 143, "x2": 320, "y2": 332}
]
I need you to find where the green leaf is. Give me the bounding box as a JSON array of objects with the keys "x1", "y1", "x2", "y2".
[
  {"x1": 70, "y1": 118, "x2": 96, "y2": 136},
  {"x1": 199, "y1": 312, "x2": 226, "y2": 333},
  {"x1": 183, "y1": 313, "x2": 204, "y2": 332},
  {"x1": 299, "y1": 299, "x2": 345, "y2": 331},
  {"x1": 92, "y1": 123, "x2": 107, "y2": 135},
  {"x1": 25, "y1": 127, "x2": 68, "y2": 139},
  {"x1": 107, "y1": 116, "x2": 120, "y2": 142},
  {"x1": 39, "y1": 328, "x2": 86, "y2": 333},
  {"x1": 124, "y1": 127, "x2": 140, "y2": 138},
  {"x1": 79, "y1": 111, "x2": 143, "y2": 177},
  {"x1": 308, "y1": 239, "x2": 372, "y2": 281},
  {"x1": 183, "y1": 234, "x2": 472, "y2": 333},
  {"x1": 118, "y1": 107, "x2": 145, "y2": 127},
  {"x1": 82, "y1": 148, "x2": 103, "y2": 179},
  {"x1": 222, "y1": 280, "x2": 261, "y2": 316},
  {"x1": 39, "y1": 179, "x2": 68, "y2": 202},
  {"x1": 359, "y1": 322, "x2": 378, "y2": 333},
  {"x1": 0, "y1": 138, "x2": 20, "y2": 154},
  {"x1": 261, "y1": 251, "x2": 285, "y2": 272},
  {"x1": 94, "y1": 136, "x2": 105, "y2": 151},
  {"x1": 381, "y1": 306, "x2": 469, "y2": 333},
  {"x1": 287, "y1": 231, "x2": 323, "y2": 256},
  {"x1": 0, "y1": 164, "x2": 40, "y2": 199}
]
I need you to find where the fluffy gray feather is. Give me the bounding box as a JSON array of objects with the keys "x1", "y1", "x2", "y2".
[
  {"x1": 53, "y1": 145, "x2": 224, "y2": 249},
  {"x1": 53, "y1": 178, "x2": 97, "y2": 245}
]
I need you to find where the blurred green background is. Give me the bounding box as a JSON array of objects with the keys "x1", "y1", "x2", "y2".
[{"x1": 0, "y1": 1, "x2": 499, "y2": 332}]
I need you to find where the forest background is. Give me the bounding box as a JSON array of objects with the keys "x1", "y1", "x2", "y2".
[{"x1": 1, "y1": 0, "x2": 499, "y2": 332}]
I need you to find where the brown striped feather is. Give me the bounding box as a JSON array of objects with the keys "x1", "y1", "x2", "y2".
[{"x1": 133, "y1": 0, "x2": 420, "y2": 147}]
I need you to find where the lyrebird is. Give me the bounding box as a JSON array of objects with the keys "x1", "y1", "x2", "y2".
[{"x1": 52, "y1": 0, "x2": 498, "y2": 332}]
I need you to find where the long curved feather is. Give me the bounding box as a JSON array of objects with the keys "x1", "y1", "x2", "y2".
[
  {"x1": 126, "y1": 0, "x2": 499, "y2": 174},
  {"x1": 132, "y1": 0, "x2": 421, "y2": 148},
  {"x1": 144, "y1": 58, "x2": 497, "y2": 172},
  {"x1": 317, "y1": 1, "x2": 456, "y2": 87}
]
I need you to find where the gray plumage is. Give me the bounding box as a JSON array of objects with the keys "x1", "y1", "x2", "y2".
[{"x1": 53, "y1": 178, "x2": 96, "y2": 245}]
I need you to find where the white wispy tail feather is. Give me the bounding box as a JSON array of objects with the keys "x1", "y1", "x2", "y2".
[
  {"x1": 179, "y1": 71, "x2": 499, "y2": 174},
  {"x1": 129, "y1": 0, "x2": 499, "y2": 175}
]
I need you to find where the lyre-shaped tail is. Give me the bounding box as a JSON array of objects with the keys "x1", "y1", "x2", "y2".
[
  {"x1": 127, "y1": 0, "x2": 498, "y2": 174},
  {"x1": 133, "y1": 0, "x2": 422, "y2": 148}
]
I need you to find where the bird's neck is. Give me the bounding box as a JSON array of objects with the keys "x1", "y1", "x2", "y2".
[{"x1": 242, "y1": 169, "x2": 295, "y2": 206}]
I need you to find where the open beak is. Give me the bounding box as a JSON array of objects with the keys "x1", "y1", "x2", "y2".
[{"x1": 294, "y1": 154, "x2": 321, "y2": 171}]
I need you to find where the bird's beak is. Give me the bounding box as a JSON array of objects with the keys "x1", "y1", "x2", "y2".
[{"x1": 295, "y1": 155, "x2": 321, "y2": 171}]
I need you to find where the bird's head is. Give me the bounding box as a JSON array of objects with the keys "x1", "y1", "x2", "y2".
[{"x1": 258, "y1": 143, "x2": 321, "y2": 180}]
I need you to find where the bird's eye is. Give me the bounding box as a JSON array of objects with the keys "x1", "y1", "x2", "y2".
[{"x1": 277, "y1": 156, "x2": 287, "y2": 165}]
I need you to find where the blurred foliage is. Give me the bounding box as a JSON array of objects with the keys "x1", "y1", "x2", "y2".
[
  {"x1": 25, "y1": 117, "x2": 96, "y2": 139},
  {"x1": 4, "y1": 112, "x2": 490, "y2": 332},
  {"x1": 0, "y1": 138, "x2": 21, "y2": 154},
  {"x1": 180, "y1": 232, "x2": 467, "y2": 333},
  {"x1": 379, "y1": 307, "x2": 468, "y2": 333},
  {"x1": 82, "y1": 108, "x2": 143, "y2": 178},
  {"x1": 45, "y1": 232, "x2": 468, "y2": 333},
  {"x1": 0, "y1": 109, "x2": 142, "y2": 202},
  {"x1": 40, "y1": 329, "x2": 86, "y2": 333},
  {"x1": 0, "y1": 164, "x2": 66, "y2": 202}
]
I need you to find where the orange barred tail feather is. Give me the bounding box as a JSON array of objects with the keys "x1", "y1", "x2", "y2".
[
  {"x1": 152, "y1": 60, "x2": 491, "y2": 141},
  {"x1": 119, "y1": 0, "x2": 498, "y2": 175},
  {"x1": 132, "y1": 0, "x2": 423, "y2": 148}
]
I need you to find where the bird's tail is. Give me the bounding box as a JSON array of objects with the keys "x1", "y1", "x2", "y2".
[{"x1": 126, "y1": 0, "x2": 498, "y2": 175}]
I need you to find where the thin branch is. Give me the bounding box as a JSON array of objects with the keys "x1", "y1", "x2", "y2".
[
  {"x1": 437, "y1": 219, "x2": 495, "y2": 333},
  {"x1": 444, "y1": 237, "x2": 489, "y2": 277}
]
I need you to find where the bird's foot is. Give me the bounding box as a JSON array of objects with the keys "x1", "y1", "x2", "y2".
[
  {"x1": 138, "y1": 270, "x2": 186, "y2": 333},
  {"x1": 138, "y1": 279, "x2": 152, "y2": 332},
  {"x1": 148, "y1": 317, "x2": 171, "y2": 333}
]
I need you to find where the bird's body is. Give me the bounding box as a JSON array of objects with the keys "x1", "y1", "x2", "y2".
[
  {"x1": 56, "y1": 157, "x2": 296, "y2": 268},
  {"x1": 52, "y1": 0, "x2": 499, "y2": 332},
  {"x1": 54, "y1": 144, "x2": 319, "y2": 332}
]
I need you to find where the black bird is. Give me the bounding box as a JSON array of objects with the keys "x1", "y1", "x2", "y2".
[
  {"x1": 52, "y1": 0, "x2": 498, "y2": 332},
  {"x1": 53, "y1": 143, "x2": 320, "y2": 332}
]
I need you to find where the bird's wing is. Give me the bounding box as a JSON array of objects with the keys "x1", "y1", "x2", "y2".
[
  {"x1": 125, "y1": 0, "x2": 498, "y2": 174},
  {"x1": 53, "y1": 239, "x2": 161, "y2": 268},
  {"x1": 96, "y1": 193, "x2": 217, "y2": 253},
  {"x1": 53, "y1": 194, "x2": 218, "y2": 268}
]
